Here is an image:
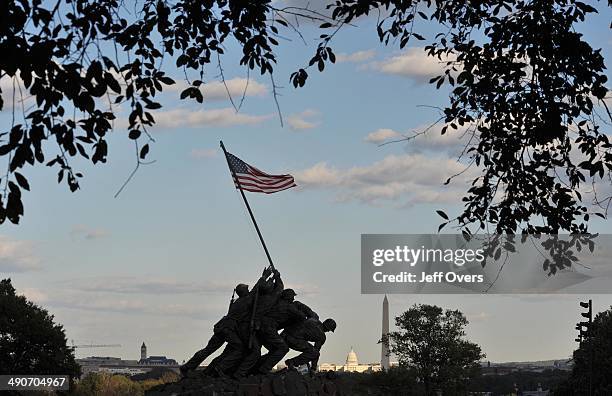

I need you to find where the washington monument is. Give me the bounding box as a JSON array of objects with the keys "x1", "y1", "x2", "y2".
[{"x1": 381, "y1": 295, "x2": 390, "y2": 370}]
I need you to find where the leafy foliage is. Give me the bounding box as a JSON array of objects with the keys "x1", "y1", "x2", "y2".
[
  {"x1": 71, "y1": 371, "x2": 179, "y2": 396},
  {"x1": 73, "y1": 372, "x2": 142, "y2": 396},
  {"x1": 556, "y1": 306, "x2": 612, "y2": 394},
  {"x1": 0, "y1": 0, "x2": 302, "y2": 223},
  {"x1": 478, "y1": 233, "x2": 598, "y2": 278},
  {"x1": 329, "y1": 0, "x2": 611, "y2": 236},
  {"x1": 0, "y1": 0, "x2": 610, "y2": 237},
  {"x1": 0, "y1": 278, "x2": 80, "y2": 377},
  {"x1": 387, "y1": 304, "x2": 484, "y2": 395}
]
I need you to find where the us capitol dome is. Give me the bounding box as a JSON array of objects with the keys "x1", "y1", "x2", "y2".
[
  {"x1": 345, "y1": 348, "x2": 359, "y2": 367},
  {"x1": 318, "y1": 347, "x2": 382, "y2": 373}
]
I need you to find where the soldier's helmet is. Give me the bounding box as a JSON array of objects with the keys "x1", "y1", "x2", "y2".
[
  {"x1": 280, "y1": 288, "x2": 297, "y2": 300},
  {"x1": 235, "y1": 283, "x2": 249, "y2": 297},
  {"x1": 322, "y1": 318, "x2": 337, "y2": 332}
]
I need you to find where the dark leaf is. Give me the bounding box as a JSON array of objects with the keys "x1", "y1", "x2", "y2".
[
  {"x1": 436, "y1": 210, "x2": 449, "y2": 220},
  {"x1": 128, "y1": 130, "x2": 141, "y2": 140},
  {"x1": 14, "y1": 172, "x2": 30, "y2": 191},
  {"x1": 140, "y1": 144, "x2": 149, "y2": 160}
]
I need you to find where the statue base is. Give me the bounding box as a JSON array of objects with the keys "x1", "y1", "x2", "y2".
[{"x1": 145, "y1": 369, "x2": 347, "y2": 396}]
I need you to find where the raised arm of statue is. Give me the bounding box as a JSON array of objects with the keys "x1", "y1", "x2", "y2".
[
  {"x1": 272, "y1": 269, "x2": 284, "y2": 294},
  {"x1": 252, "y1": 275, "x2": 267, "y2": 293}
]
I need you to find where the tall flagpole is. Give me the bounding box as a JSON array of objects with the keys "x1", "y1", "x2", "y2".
[{"x1": 220, "y1": 140, "x2": 275, "y2": 270}]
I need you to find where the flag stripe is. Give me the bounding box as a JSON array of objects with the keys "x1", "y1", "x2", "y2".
[
  {"x1": 234, "y1": 178, "x2": 294, "y2": 188},
  {"x1": 235, "y1": 180, "x2": 296, "y2": 193},
  {"x1": 226, "y1": 151, "x2": 297, "y2": 194},
  {"x1": 234, "y1": 174, "x2": 294, "y2": 186},
  {"x1": 234, "y1": 178, "x2": 295, "y2": 188},
  {"x1": 246, "y1": 166, "x2": 293, "y2": 181},
  {"x1": 237, "y1": 183, "x2": 296, "y2": 194}
]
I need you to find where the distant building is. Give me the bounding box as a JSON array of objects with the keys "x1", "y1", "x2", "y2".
[
  {"x1": 137, "y1": 341, "x2": 177, "y2": 366},
  {"x1": 100, "y1": 367, "x2": 148, "y2": 376},
  {"x1": 76, "y1": 342, "x2": 179, "y2": 378},
  {"x1": 138, "y1": 355, "x2": 179, "y2": 366},
  {"x1": 319, "y1": 348, "x2": 382, "y2": 373},
  {"x1": 77, "y1": 356, "x2": 140, "y2": 377}
]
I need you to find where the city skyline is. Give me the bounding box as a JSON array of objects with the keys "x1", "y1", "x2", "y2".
[{"x1": 66, "y1": 293, "x2": 589, "y2": 367}]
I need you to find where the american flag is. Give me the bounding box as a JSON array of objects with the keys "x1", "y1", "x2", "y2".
[{"x1": 225, "y1": 152, "x2": 297, "y2": 194}]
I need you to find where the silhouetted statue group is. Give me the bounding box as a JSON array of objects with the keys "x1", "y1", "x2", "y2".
[{"x1": 181, "y1": 268, "x2": 336, "y2": 378}]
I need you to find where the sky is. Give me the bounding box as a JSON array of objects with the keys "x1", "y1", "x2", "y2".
[{"x1": 1, "y1": 1, "x2": 612, "y2": 366}]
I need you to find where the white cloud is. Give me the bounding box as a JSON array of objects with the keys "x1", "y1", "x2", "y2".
[
  {"x1": 44, "y1": 276, "x2": 319, "y2": 319},
  {"x1": 44, "y1": 276, "x2": 238, "y2": 319},
  {"x1": 294, "y1": 154, "x2": 476, "y2": 206},
  {"x1": 337, "y1": 50, "x2": 376, "y2": 63},
  {"x1": 166, "y1": 78, "x2": 267, "y2": 102},
  {"x1": 365, "y1": 121, "x2": 475, "y2": 156},
  {"x1": 71, "y1": 225, "x2": 110, "y2": 240},
  {"x1": 190, "y1": 148, "x2": 217, "y2": 159},
  {"x1": 0, "y1": 236, "x2": 41, "y2": 273},
  {"x1": 153, "y1": 107, "x2": 272, "y2": 128},
  {"x1": 0, "y1": 76, "x2": 13, "y2": 110},
  {"x1": 0, "y1": 74, "x2": 32, "y2": 111},
  {"x1": 409, "y1": 124, "x2": 469, "y2": 150},
  {"x1": 364, "y1": 128, "x2": 402, "y2": 143},
  {"x1": 367, "y1": 47, "x2": 452, "y2": 82},
  {"x1": 287, "y1": 109, "x2": 321, "y2": 131},
  {"x1": 58, "y1": 276, "x2": 235, "y2": 295},
  {"x1": 49, "y1": 294, "x2": 212, "y2": 319},
  {"x1": 295, "y1": 162, "x2": 340, "y2": 186},
  {"x1": 21, "y1": 288, "x2": 48, "y2": 304}
]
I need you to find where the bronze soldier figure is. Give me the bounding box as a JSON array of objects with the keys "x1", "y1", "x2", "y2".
[
  {"x1": 279, "y1": 289, "x2": 319, "y2": 321},
  {"x1": 180, "y1": 268, "x2": 271, "y2": 375},
  {"x1": 229, "y1": 267, "x2": 285, "y2": 376},
  {"x1": 253, "y1": 288, "x2": 316, "y2": 373},
  {"x1": 282, "y1": 318, "x2": 336, "y2": 373},
  {"x1": 181, "y1": 267, "x2": 336, "y2": 379}
]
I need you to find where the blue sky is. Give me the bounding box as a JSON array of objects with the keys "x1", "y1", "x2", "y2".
[{"x1": 1, "y1": 1, "x2": 612, "y2": 366}]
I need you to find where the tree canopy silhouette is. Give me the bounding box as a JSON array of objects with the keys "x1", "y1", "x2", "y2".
[
  {"x1": 556, "y1": 305, "x2": 612, "y2": 394},
  {"x1": 0, "y1": 278, "x2": 80, "y2": 377},
  {"x1": 386, "y1": 304, "x2": 484, "y2": 395},
  {"x1": 0, "y1": 0, "x2": 610, "y2": 236}
]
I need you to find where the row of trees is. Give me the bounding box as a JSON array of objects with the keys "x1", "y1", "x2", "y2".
[
  {"x1": 386, "y1": 302, "x2": 612, "y2": 394},
  {"x1": 72, "y1": 371, "x2": 179, "y2": 396},
  {"x1": 343, "y1": 368, "x2": 572, "y2": 396}
]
